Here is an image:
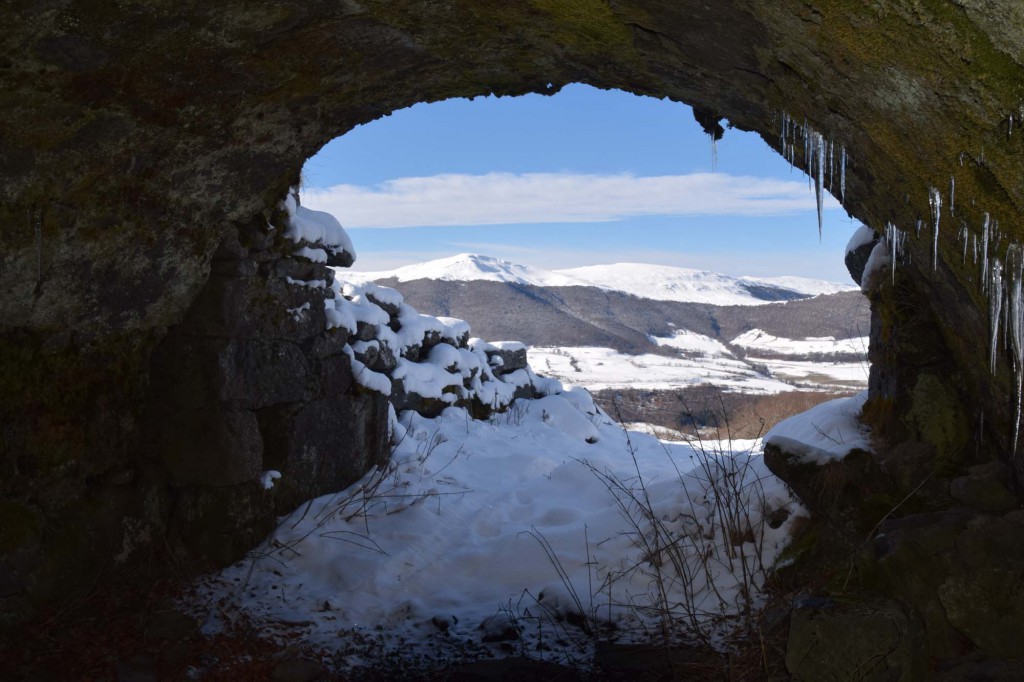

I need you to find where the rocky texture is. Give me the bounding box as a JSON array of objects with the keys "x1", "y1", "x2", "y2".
[
  {"x1": 337, "y1": 281, "x2": 554, "y2": 419},
  {"x1": 2, "y1": 0, "x2": 1024, "y2": 674},
  {"x1": 145, "y1": 210, "x2": 392, "y2": 563},
  {"x1": 845, "y1": 232, "x2": 880, "y2": 287}
]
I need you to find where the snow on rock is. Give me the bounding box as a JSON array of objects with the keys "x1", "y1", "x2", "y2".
[
  {"x1": 845, "y1": 225, "x2": 877, "y2": 255},
  {"x1": 282, "y1": 190, "x2": 356, "y2": 266},
  {"x1": 259, "y1": 470, "x2": 281, "y2": 490},
  {"x1": 764, "y1": 391, "x2": 871, "y2": 464},
  {"x1": 293, "y1": 246, "x2": 328, "y2": 263},
  {"x1": 860, "y1": 239, "x2": 892, "y2": 292},
  {"x1": 490, "y1": 340, "x2": 526, "y2": 351},
  {"x1": 435, "y1": 316, "x2": 471, "y2": 341},
  {"x1": 392, "y1": 357, "x2": 464, "y2": 402},
  {"x1": 343, "y1": 346, "x2": 393, "y2": 396},
  {"x1": 324, "y1": 276, "x2": 558, "y2": 418},
  {"x1": 194, "y1": 400, "x2": 807, "y2": 671},
  {"x1": 345, "y1": 281, "x2": 404, "y2": 314}
]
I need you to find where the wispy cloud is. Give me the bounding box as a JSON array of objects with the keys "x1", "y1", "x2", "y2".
[{"x1": 303, "y1": 172, "x2": 839, "y2": 228}]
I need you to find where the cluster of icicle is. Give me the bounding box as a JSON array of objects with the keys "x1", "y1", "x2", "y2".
[
  {"x1": 963, "y1": 212, "x2": 1024, "y2": 451},
  {"x1": 887, "y1": 180, "x2": 1023, "y2": 452},
  {"x1": 781, "y1": 108, "x2": 1024, "y2": 450},
  {"x1": 778, "y1": 111, "x2": 847, "y2": 239}
]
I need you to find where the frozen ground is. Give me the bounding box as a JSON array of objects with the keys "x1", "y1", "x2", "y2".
[{"x1": 191, "y1": 390, "x2": 813, "y2": 673}]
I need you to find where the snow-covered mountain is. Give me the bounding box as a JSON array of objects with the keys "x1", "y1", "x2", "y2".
[
  {"x1": 343, "y1": 253, "x2": 583, "y2": 288},
  {"x1": 343, "y1": 253, "x2": 856, "y2": 305}
]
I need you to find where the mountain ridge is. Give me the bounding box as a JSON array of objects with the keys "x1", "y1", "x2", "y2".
[{"x1": 342, "y1": 253, "x2": 857, "y2": 306}]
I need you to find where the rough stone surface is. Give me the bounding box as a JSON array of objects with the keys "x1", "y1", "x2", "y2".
[
  {"x1": 845, "y1": 231, "x2": 880, "y2": 286},
  {"x1": 786, "y1": 596, "x2": 924, "y2": 681},
  {"x1": 2, "y1": 3, "x2": 1024, "y2": 674},
  {"x1": 949, "y1": 461, "x2": 1018, "y2": 513},
  {"x1": 486, "y1": 347, "x2": 529, "y2": 377}
]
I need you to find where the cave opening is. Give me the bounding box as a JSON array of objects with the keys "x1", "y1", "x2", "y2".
[
  {"x1": 168, "y1": 86, "x2": 883, "y2": 668},
  {"x1": 297, "y1": 84, "x2": 872, "y2": 438},
  {"x1": 7, "y1": 3, "x2": 1024, "y2": 677}
]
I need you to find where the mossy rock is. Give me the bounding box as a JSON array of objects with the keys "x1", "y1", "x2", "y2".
[
  {"x1": 786, "y1": 595, "x2": 926, "y2": 681},
  {"x1": 904, "y1": 373, "x2": 969, "y2": 474}
]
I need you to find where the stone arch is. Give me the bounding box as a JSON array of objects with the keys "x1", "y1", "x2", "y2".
[{"x1": 3, "y1": 1, "x2": 1024, "y2": 671}]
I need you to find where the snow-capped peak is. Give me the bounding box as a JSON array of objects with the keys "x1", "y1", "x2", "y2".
[
  {"x1": 339, "y1": 253, "x2": 586, "y2": 288},
  {"x1": 340, "y1": 254, "x2": 856, "y2": 305}
]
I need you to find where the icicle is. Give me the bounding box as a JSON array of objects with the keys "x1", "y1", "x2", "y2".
[
  {"x1": 1005, "y1": 278, "x2": 1011, "y2": 353},
  {"x1": 814, "y1": 132, "x2": 825, "y2": 240},
  {"x1": 823, "y1": 138, "x2": 831, "y2": 191},
  {"x1": 710, "y1": 134, "x2": 718, "y2": 171},
  {"x1": 982, "y1": 213, "x2": 991, "y2": 290},
  {"x1": 840, "y1": 147, "x2": 847, "y2": 204},
  {"x1": 916, "y1": 218, "x2": 923, "y2": 238},
  {"x1": 1008, "y1": 248, "x2": 1024, "y2": 453},
  {"x1": 804, "y1": 120, "x2": 813, "y2": 190},
  {"x1": 928, "y1": 187, "x2": 941, "y2": 270},
  {"x1": 990, "y1": 259, "x2": 1003, "y2": 374},
  {"x1": 1010, "y1": 114, "x2": 1014, "y2": 138},
  {"x1": 949, "y1": 176, "x2": 955, "y2": 217},
  {"x1": 974, "y1": 234, "x2": 979, "y2": 265},
  {"x1": 886, "y1": 222, "x2": 907, "y2": 285},
  {"x1": 960, "y1": 225, "x2": 969, "y2": 263}
]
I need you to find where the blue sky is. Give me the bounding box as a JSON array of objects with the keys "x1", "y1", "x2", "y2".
[{"x1": 301, "y1": 84, "x2": 858, "y2": 281}]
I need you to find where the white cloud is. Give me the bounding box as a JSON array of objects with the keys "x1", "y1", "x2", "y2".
[{"x1": 302, "y1": 172, "x2": 840, "y2": 228}]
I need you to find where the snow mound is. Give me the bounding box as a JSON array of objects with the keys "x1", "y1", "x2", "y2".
[
  {"x1": 764, "y1": 391, "x2": 871, "y2": 464},
  {"x1": 194, "y1": 402, "x2": 806, "y2": 672}
]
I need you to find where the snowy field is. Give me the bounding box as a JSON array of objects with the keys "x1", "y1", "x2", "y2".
[
  {"x1": 530, "y1": 336, "x2": 868, "y2": 393},
  {"x1": 192, "y1": 390, "x2": 822, "y2": 673},
  {"x1": 731, "y1": 329, "x2": 869, "y2": 357},
  {"x1": 757, "y1": 358, "x2": 869, "y2": 388},
  {"x1": 529, "y1": 346, "x2": 794, "y2": 393}
]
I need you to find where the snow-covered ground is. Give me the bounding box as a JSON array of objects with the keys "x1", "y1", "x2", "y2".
[
  {"x1": 343, "y1": 253, "x2": 855, "y2": 305},
  {"x1": 531, "y1": 329, "x2": 869, "y2": 392},
  {"x1": 755, "y1": 358, "x2": 869, "y2": 388},
  {"x1": 189, "y1": 198, "x2": 871, "y2": 674},
  {"x1": 650, "y1": 328, "x2": 734, "y2": 356},
  {"x1": 732, "y1": 329, "x2": 868, "y2": 356},
  {"x1": 193, "y1": 391, "x2": 810, "y2": 672},
  {"x1": 529, "y1": 346, "x2": 796, "y2": 393}
]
